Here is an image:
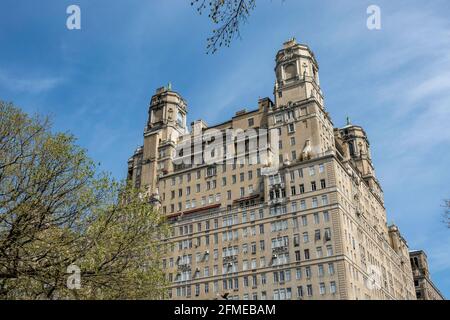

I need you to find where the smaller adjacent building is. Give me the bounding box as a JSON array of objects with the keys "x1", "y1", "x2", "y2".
[{"x1": 409, "y1": 250, "x2": 445, "y2": 300}]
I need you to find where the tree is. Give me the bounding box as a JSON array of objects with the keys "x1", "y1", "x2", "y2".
[
  {"x1": 0, "y1": 101, "x2": 168, "y2": 299},
  {"x1": 191, "y1": 0, "x2": 257, "y2": 53}
]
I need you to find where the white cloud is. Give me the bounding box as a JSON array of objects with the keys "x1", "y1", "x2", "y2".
[{"x1": 0, "y1": 70, "x2": 64, "y2": 94}]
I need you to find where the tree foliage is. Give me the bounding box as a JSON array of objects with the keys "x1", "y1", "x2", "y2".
[
  {"x1": 191, "y1": 0, "x2": 257, "y2": 53},
  {"x1": 0, "y1": 101, "x2": 168, "y2": 299}
]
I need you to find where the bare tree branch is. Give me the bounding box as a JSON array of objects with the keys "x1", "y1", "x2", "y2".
[{"x1": 191, "y1": 0, "x2": 257, "y2": 54}]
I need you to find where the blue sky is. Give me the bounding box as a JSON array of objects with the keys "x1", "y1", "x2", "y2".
[{"x1": 0, "y1": 0, "x2": 449, "y2": 298}]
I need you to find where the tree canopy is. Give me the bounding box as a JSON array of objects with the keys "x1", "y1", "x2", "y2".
[{"x1": 0, "y1": 101, "x2": 168, "y2": 299}]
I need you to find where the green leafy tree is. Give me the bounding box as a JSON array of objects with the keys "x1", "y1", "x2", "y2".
[{"x1": 0, "y1": 101, "x2": 168, "y2": 299}]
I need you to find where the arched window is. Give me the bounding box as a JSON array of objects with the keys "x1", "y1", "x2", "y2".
[{"x1": 284, "y1": 63, "x2": 297, "y2": 79}]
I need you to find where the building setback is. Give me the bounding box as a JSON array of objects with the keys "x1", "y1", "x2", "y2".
[{"x1": 127, "y1": 38, "x2": 417, "y2": 300}]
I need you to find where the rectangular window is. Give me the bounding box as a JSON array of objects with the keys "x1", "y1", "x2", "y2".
[
  {"x1": 304, "y1": 249, "x2": 310, "y2": 260},
  {"x1": 314, "y1": 213, "x2": 320, "y2": 224},
  {"x1": 301, "y1": 215, "x2": 308, "y2": 226},
  {"x1": 300, "y1": 200, "x2": 306, "y2": 210},
  {"x1": 260, "y1": 240, "x2": 265, "y2": 251},
  {"x1": 327, "y1": 245, "x2": 333, "y2": 256},
  {"x1": 305, "y1": 266, "x2": 311, "y2": 279},
  {"x1": 330, "y1": 281, "x2": 337, "y2": 294},
  {"x1": 288, "y1": 123, "x2": 295, "y2": 133},
  {"x1": 319, "y1": 283, "x2": 326, "y2": 295},
  {"x1": 316, "y1": 247, "x2": 323, "y2": 258},
  {"x1": 294, "y1": 234, "x2": 300, "y2": 247},
  {"x1": 312, "y1": 197, "x2": 318, "y2": 208},
  {"x1": 328, "y1": 263, "x2": 335, "y2": 275},
  {"x1": 315, "y1": 230, "x2": 321, "y2": 241},
  {"x1": 290, "y1": 171, "x2": 295, "y2": 181},
  {"x1": 318, "y1": 264, "x2": 324, "y2": 277},
  {"x1": 323, "y1": 211, "x2": 330, "y2": 222},
  {"x1": 296, "y1": 268, "x2": 302, "y2": 280},
  {"x1": 290, "y1": 137, "x2": 296, "y2": 146},
  {"x1": 303, "y1": 232, "x2": 309, "y2": 243},
  {"x1": 299, "y1": 184, "x2": 305, "y2": 194}
]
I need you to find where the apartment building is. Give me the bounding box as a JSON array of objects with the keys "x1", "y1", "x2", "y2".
[{"x1": 127, "y1": 38, "x2": 416, "y2": 300}]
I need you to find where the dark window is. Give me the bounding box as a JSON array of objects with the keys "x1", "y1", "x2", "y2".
[{"x1": 299, "y1": 184, "x2": 305, "y2": 194}]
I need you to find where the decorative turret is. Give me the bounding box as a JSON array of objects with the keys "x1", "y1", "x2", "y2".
[
  {"x1": 274, "y1": 38, "x2": 324, "y2": 108},
  {"x1": 339, "y1": 121, "x2": 383, "y2": 202}
]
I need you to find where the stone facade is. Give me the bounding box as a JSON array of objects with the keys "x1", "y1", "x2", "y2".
[
  {"x1": 127, "y1": 39, "x2": 416, "y2": 300},
  {"x1": 409, "y1": 250, "x2": 445, "y2": 300}
]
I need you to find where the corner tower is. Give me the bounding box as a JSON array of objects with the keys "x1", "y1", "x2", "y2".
[
  {"x1": 130, "y1": 85, "x2": 188, "y2": 200},
  {"x1": 274, "y1": 38, "x2": 324, "y2": 108},
  {"x1": 338, "y1": 121, "x2": 383, "y2": 203}
]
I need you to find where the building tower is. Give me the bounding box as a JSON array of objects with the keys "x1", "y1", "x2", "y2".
[
  {"x1": 128, "y1": 85, "x2": 187, "y2": 202},
  {"x1": 409, "y1": 250, "x2": 445, "y2": 300}
]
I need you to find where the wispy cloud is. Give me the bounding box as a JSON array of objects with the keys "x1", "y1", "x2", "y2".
[{"x1": 0, "y1": 70, "x2": 64, "y2": 94}]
